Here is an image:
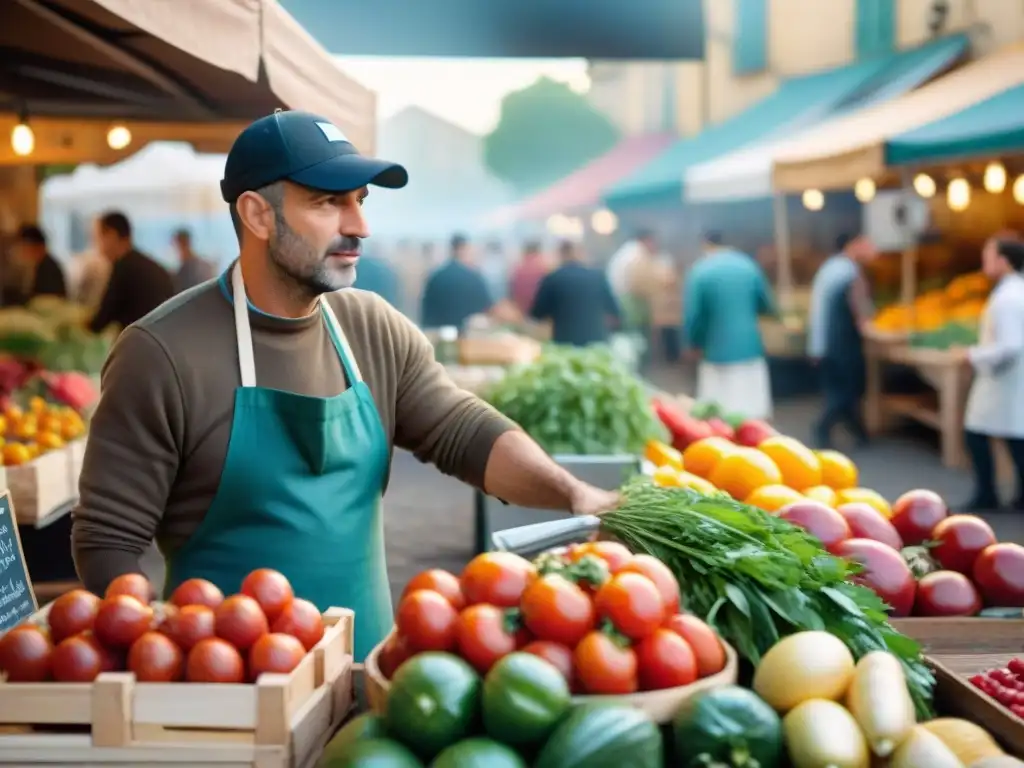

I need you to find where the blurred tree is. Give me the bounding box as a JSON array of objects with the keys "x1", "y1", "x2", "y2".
[{"x1": 484, "y1": 76, "x2": 620, "y2": 194}]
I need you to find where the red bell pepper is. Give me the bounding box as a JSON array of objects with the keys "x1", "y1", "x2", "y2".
[{"x1": 652, "y1": 398, "x2": 714, "y2": 451}]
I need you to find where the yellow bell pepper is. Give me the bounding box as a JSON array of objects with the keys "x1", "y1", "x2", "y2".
[{"x1": 645, "y1": 439, "x2": 683, "y2": 471}]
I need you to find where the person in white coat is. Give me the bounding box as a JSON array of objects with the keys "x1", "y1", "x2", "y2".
[{"x1": 956, "y1": 236, "x2": 1024, "y2": 511}]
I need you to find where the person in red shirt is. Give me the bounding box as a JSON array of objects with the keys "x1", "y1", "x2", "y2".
[{"x1": 509, "y1": 241, "x2": 550, "y2": 315}]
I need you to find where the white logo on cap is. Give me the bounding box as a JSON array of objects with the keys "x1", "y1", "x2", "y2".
[{"x1": 315, "y1": 122, "x2": 349, "y2": 143}]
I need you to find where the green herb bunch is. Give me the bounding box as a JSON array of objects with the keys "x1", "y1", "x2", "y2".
[
  {"x1": 484, "y1": 345, "x2": 667, "y2": 456},
  {"x1": 601, "y1": 478, "x2": 935, "y2": 718}
]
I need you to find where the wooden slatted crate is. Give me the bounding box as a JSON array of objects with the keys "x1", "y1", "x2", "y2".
[
  {"x1": 0, "y1": 608, "x2": 355, "y2": 767},
  {"x1": 6, "y1": 446, "x2": 74, "y2": 525}
]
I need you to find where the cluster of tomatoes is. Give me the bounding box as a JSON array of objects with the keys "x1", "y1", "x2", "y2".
[
  {"x1": 970, "y1": 658, "x2": 1024, "y2": 719},
  {"x1": 0, "y1": 569, "x2": 324, "y2": 685},
  {"x1": 379, "y1": 542, "x2": 727, "y2": 695}
]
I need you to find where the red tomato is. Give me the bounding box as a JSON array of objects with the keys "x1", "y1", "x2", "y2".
[
  {"x1": 80, "y1": 631, "x2": 124, "y2": 672},
  {"x1": 835, "y1": 538, "x2": 916, "y2": 616},
  {"x1": 569, "y1": 541, "x2": 633, "y2": 573},
  {"x1": 377, "y1": 633, "x2": 412, "y2": 680},
  {"x1": 271, "y1": 598, "x2": 325, "y2": 651},
  {"x1": 521, "y1": 640, "x2": 574, "y2": 685},
  {"x1": 402, "y1": 569, "x2": 465, "y2": 610},
  {"x1": 520, "y1": 574, "x2": 595, "y2": 647},
  {"x1": 0, "y1": 626, "x2": 53, "y2": 682},
  {"x1": 51, "y1": 635, "x2": 102, "y2": 682},
  {"x1": 396, "y1": 589, "x2": 458, "y2": 652},
  {"x1": 170, "y1": 579, "x2": 225, "y2": 610},
  {"x1": 913, "y1": 571, "x2": 982, "y2": 617},
  {"x1": 128, "y1": 632, "x2": 185, "y2": 682},
  {"x1": 161, "y1": 604, "x2": 215, "y2": 652},
  {"x1": 706, "y1": 418, "x2": 735, "y2": 441},
  {"x1": 573, "y1": 631, "x2": 638, "y2": 695},
  {"x1": 663, "y1": 614, "x2": 726, "y2": 677},
  {"x1": 617, "y1": 555, "x2": 680, "y2": 614},
  {"x1": 241, "y1": 569, "x2": 294, "y2": 622},
  {"x1": 931, "y1": 515, "x2": 997, "y2": 574},
  {"x1": 93, "y1": 595, "x2": 155, "y2": 648},
  {"x1": 186, "y1": 638, "x2": 246, "y2": 683},
  {"x1": 594, "y1": 572, "x2": 665, "y2": 640},
  {"x1": 973, "y1": 542, "x2": 1024, "y2": 607},
  {"x1": 635, "y1": 628, "x2": 698, "y2": 691},
  {"x1": 248, "y1": 633, "x2": 306, "y2": 679},
  {"x1": 454, "y1": 604, "x2": 517, "y2": 674},
  {"x1": 890, "y1": 489, "x2": 948, "y2": 545},
  {"x1": 214, "y1": 595, "x2": 270, "y2": 651},
  {"x1": 105, "y1": 573, "x2": 155, "y2": 605},
  {"x1": 461, "y1": 552, "x2": 537, "y2": 608},
  {"x1": 48, "y1": 589, "x2": 100, "y2": 643},
  {"x1": 778, "y1": 500, "x2": 851, "y2": 554},
  {"x1": 836, "y1": 503, "x2": 903, "y2": 551}
]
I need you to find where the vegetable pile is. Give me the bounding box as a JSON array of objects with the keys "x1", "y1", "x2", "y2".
[
  {"x1": 484, "y1": 345, "x2": 666, "y2": 456},
  {"x1": 381, "y1": 547, "x2": 728, "y2": 696},
  {"x1": 0, "y1": 569, "x2": 325, "y2": 684}
]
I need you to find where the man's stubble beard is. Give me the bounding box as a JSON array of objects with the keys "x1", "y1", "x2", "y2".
[{"x1": 266, "y1": 210, "x2": 356, "y2": 302}]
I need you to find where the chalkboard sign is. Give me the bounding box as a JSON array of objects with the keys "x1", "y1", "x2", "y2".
[{"x1": 0, "y1": 491, "x2": 36, "y2": 632}]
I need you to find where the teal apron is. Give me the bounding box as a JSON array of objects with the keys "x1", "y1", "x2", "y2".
[{"x1": 164, "y1": 262, "x2": 392, "y2": 660}]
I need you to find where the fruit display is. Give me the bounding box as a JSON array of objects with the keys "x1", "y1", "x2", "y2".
[
  {"x1": 871, "y1": 273, "x2": 990, "y2": 347},
  {"x1": 0, "y1": 389, "x2": 88, "y2": 466},
  {"x1": 377, "y1": 547, "x2": 731, "y2": 699},
  {"x1": 970, "y1": 659, "x2": 1024, "y2": 720},
  {"x1": 0, "y1": 569, "x2": 325, "y2": 684}
]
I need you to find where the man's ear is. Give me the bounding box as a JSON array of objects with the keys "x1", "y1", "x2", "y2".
[{"x1": 235, "y1": 192, "x2": 274, "y2": 241}]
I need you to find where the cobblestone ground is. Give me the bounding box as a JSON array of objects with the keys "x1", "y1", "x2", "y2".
[{"x1": 381, "y1": 363, "x2": 1024, "y2": 601}]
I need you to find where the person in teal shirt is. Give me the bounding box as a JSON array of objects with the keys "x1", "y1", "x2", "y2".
[
  {"x1": 420, "y1": 233, "x2": 494, "y2": 329},
  {"x1": 683, "y1": 232, "x2": 776, "y2": 420},
  {"x1": 353, "y1": 251, "x2": 402, "y2": 311}
]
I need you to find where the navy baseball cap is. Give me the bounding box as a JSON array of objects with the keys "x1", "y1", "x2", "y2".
[{"x1": 220, "y1": 110, "x2": 408, "y2": 203}]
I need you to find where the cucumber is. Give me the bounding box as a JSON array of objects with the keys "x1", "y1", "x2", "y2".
[
  {"x1": 385, "y1": 652, "x2": 481, "y2": 761},
  {"x1": 316, "y1": 737, "x2": 422, "y2": 767},
  {"x1": 483, "y1": 652, "x2": 570, "y2": 749},
  {"x1": 673, "y1": 685, "x2": 783, "y2": 768},
  {"x1": 534, "y1": 703, "x2": 663, "y2": 768},
  {"x1": 429, "y1": 738, "x2": 525, "y2": 768}
]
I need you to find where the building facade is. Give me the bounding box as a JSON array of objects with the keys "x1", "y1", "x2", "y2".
[{"x1": 587, "y1": 0, "x2": 1024, "y2": 137}]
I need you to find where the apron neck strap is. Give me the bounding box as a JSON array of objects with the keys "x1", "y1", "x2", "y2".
[{"x1": 231, "y1": 261, "x2": 363, "y2": 388}]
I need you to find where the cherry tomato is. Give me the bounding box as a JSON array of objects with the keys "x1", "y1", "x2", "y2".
[
  {"x1": 186, "y1": 638, "x2": 245, "y2": 683},
  {"x1": 170, "y1": 579, "x2": 225, "y2": 610},
  {"x1": 913, "y1": 570, "x2": 982, "y2": 617},
  {"x1": 105, "y1": 573, "x2": 155, "y2": 604},
  {"x1": 214, "y1": 595, "x2": 269, "y2": 651},
  {"x1": 128, "y1": 632, "x2": 185, "y2": 682},
  {"x1": 403, "y1": 569, "x2": 465, "y2": 610},
  {"x1": 396, "y1": 589, "x2": 458, "y2": 652},
  {"x1": 52, "y1": 635, "x2": 102, "y2": 682},
  {"x1": 594, "y1": 572, "x2": 665, "y2": 640},
  {"x1": 48, "y1": 589, "x2": 100, "y2": 644},
  {"x1": 664, "y1": 614, "x2": 726, "y2": 677},
  {"x1": 931, "y1": 515, "x2": 997, "y2": 574},
  {"x1": 573, "y1": 631, "x2": 637, "y2": 695},
  {"x1": 271, "y1": 599, "x2": 325, "y2": 651},
  {"x1": 241, "y1": 569, "x2": 294, "y2": 622},
  {"x1": 454, "y1": 604, "x2": 517, "y2": 674},
  {"x1": 617, "y1": 555, "x2": 680, "y2": 614},
  {"x1": 248, "y1": 633, "x2": 306, "y2": 679},
  {"x1": 94, "y1": 595, "x2": 155, "y2": 648},
  {"x1": 635, "y1": 628, "x2": 698, "y2": 691},
  {"x1": 461, "y1": 552, "x2": 536, "y2": 608},
  {"x1": 521, "y1": 640, "x2": 574, "y2": 685},
  {"x1": 570, "y1": 541, "x2": 633, "y2": 573},
  {"x1": 973, "y1": 542, "x2": 1024, "y2": 608},
  {"x1": 377, "y1": 633, "x2": 413, "y2": 680},
  {"x1": 520, "y1": 574, "x2": 595, "y2": 647}
]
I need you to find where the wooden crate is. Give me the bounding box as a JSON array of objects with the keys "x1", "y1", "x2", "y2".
[
  {"x1": 0, "y1": 608, "x2": 355, "y2": 767},
  {"x1": 6, "y1": 446, "x2": 74, "y2": 525},
  {"x1": 891, "y1": 618, "x2": 1024, "y2": 656},
  {"x1": 67, "y1": 438, "x2": 86, "y2": 492},
  {"x1": 458, "y1": 336, "x2": 540, "y2": 366}
]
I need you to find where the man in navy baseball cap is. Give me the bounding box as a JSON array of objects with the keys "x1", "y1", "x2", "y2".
[{"x1": 221, "y1": 109, "x2": 407, "y2": 307}]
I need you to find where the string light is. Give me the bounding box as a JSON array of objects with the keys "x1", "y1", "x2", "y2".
[
  {"x1": 11, "y1": 123, "x2": 34, "y2": 156},
  {"x1": 854, "y1": 178, "x2": 876, "y2": 203},
  {"x1": 802, "y1": 189, "x2": 824, "y2": 211},
  {"x1": 590, "y1": 209, "x2": 618, "y2": 235},
  {"x1": 947, "y1": 178, "x2": 970, "y2": 212},
  {"x1": 983, "y1": 161, "x2": 1007, "y2": 194},
  {"x1": 106, "y1": 125, "x2": 132, "y2": 150},
  {"x1": 913, "y1": 173, "x2": 936, "y2": 198}
]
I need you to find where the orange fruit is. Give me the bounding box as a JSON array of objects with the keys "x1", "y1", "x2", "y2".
[
  {"x1": 709, "y1": 448, "x2": 782, "y2": 501},
  {"x1": 36, "y1": 431, "x2": 64, "y2": 451},
  {"x1": 677, "y1": 472, "x2": 717, "y2": 495},
  {"x1": 682, "y1": 437, "x2": 736, "y2": 479},
  {"x1": 817, "y1": 450, "x2": 858, "y2": 490},
  {"x1": 652, "y1": 465, "x2": 682, "y2": 487},
  {"x1": 744, "y1": 484, "x2": 805, "y2": 513},
  {"x1": 803, "y1": 485, "x2": 839, "y2": 507},
  {"x1": 835, "y1": 487, "x2": 891, "y2": 519},
  {"x1": 5, "y1": 405, "x2": 23, "y2": 421},
  {"x1": 2, "y1": 443, "x2": 31, "y2": 466},
  {"x1": 758, "y1": 436, "x2": 822, "y2": 490},
  {"x1": 29, "y1": 396, "x2": 47, "y2": 415},
  {"x1": 13, "y1": 420, "x2": 37, "y2": 441}
]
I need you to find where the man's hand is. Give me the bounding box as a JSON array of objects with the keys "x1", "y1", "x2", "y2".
[
  {"x1": 948, "y1": 345, "x2": 971, "y2": 365},
  {"x1": 570, "y1": 485, "x2": 620, "y2": 517}
]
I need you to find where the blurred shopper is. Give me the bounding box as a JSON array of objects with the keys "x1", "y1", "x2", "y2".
[
  {"x1": 530, "y1": 240, "x2": 619, "y2": 347},
  {"x1": 684, "y1": 232, "x2": 776, "y2": 420},
  {"x1": 420, "y1": 233, "x2": 494, "y2": 329},
  {"x1": 353, "y1": 250, "x2": 402, "y2": 309},
  {"x1": 957, "y1": 236, "x2": 1024, "y2": 510},
  {"x1": 69, "y1": 240, "x2": 111, "y2": 311},
  {"x1": 15, "y1": 224, "x2": 66, "y2": 301},
  {"x1": 807, "y1": 234, "x2": 878, "y2": 449},
  {"x1": 480, "y1": 239, "x2": 509, "y2": 304},
  {"x1": 89, "y1": 211, "x2": 175, "y2": 334},
  {"x1": 509, "y1": 240, "x2": 549, "y2": 315},
  {"x1": 609, "y1": 230, "x2": 657, "y2": 331},
  {"x1": 172, "y1": 228, "x2": 215, "y2": 293}
]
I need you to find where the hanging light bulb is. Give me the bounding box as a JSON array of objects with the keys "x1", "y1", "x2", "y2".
[
  {"x1": 913, "y1": 173, "x2": 936, "y2": 198},
  {"x1": 10, "y1": 122, "x2": 34, "y2": 157},
  {"x1": 854, "y1": 178, "x2": 876, "y2": 203},
  {"x1": 590, "y1": 208, "x2": 618, "y2": 235},
  {"x1": 983, "y1": 161, "x2": 1007, "y2": 194},
  {"x1": 802, "y1": 189, "x2": 824, "y2": 211},
  {"x1": 947, "y1": 178, "x2": 971, "y2": 212},
  {"x1": 1013, "y1": 174, "x2": 1024, "y2": 205},
  {"x1": 106, "y1": 125, "x2": 132, "y2": 150}
]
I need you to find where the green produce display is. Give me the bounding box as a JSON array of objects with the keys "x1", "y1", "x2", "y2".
[
  {"x1": 385, "y1": 653, "x2": 482, "y2": 760},
  {"x1": 533, "y1": 703, "x2": 663, "y2": 768},
  {"x1": 600, "y1": 479, "x2": 935, "y2": 718},
  {"x1": 317, "y1": 737, "x2": 422, "y2": 767},
  {"x1": 672, "y1": 685, "x2": 783, "y2": 768},
  {"x1": 430, "y1": 737, "x2": 526, "y2": 768},
  {"x1": 0, "y1": 298, "x2": 111, "y2": 374},
  {"x1": 910, "y1": 320, "x2": 978, "y2": 350},
  {"x1": 482, "y1": 653, "x2": 571, "y2": 749},
  {"x1": 483, "y1": 345, "x2": 667, "y2": 456},
  {"x1": 323, "y1": 713, "x2": 389, "y2": 757}
]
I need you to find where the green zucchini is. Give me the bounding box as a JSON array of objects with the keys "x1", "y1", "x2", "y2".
[
  {"x1": 673, "y1": 685, "x2": 783, "y2": 768},
  {"x1": 534, "y1": 703, "x2": 663, "y2": 768}
]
